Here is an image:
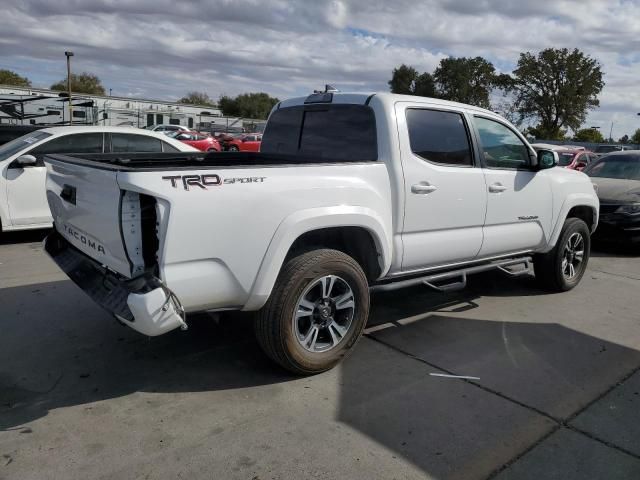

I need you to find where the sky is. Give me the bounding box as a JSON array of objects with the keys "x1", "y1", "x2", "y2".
[{"x1": 1, "y1": 0, "x2": 639, "y2": 137}]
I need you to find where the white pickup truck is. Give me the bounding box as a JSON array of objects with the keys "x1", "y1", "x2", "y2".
[{"x1": 44, "y1": 91, "x2": 599, "y2": 374}]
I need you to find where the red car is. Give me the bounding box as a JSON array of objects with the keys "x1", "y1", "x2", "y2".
[
  {"x1": 173, "y1": 131, "x2": 221, "y2": 152},
  {"x1": 226, "y1": 133, "x2": 262, "y2": 152},
  {"x1": 557, "y1": 149, "x2": 598, "y2": 171}
]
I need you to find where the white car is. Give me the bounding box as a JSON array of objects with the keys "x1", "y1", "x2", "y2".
[
  {"x1": 45, "y1": 92, "x2": 599, "y2": 374},
  {"x1": 147, "y1": 124, "x2": 192, "y2": 135},
  {"x1": 0, "y1": 126, "x2": 197, "y2": 232}
]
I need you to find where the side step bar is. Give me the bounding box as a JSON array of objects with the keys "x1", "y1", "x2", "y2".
[{"x1": 370, "y1": 257, "x2": 532, "y2": 293}]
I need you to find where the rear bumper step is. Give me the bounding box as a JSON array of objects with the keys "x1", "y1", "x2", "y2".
[{"x1": 45, "y1": 232, "x2": 186, "y2": 336}]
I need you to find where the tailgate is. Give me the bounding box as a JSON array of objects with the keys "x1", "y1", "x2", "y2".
[{"x1": 45, "y1": 155, "x2": 137, "y2": 278}]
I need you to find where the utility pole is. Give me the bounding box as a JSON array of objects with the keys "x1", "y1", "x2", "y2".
[
  {"x1": 609, "y1": 121, "x2": 614, "y2": 143},
  {"x1": 65, "y1": 51, "x2": 74, "y2": 124}
]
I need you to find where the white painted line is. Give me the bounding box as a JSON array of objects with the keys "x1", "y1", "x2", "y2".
[{"x1": 429, "y1": 373, "x2": 481, "y2": 381}]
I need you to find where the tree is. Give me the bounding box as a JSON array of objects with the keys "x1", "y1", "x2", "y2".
[
  {"x1": 218, "y1": 92, "x2": 279, "y2": 119},
  {"x1": 413, "y1": 72, "x2": 437, "y2": 97},
  {"x1": 631, "y1": 129, "x2": 640, "y2": 144},
  {"x1": 618, "y1": 134, "x2": 629, "y2": 144},
  {"x1": 433, "y1": 56, "x2": 497, "y2": 108},
  {"x1": 573, "y1": 128, "x2": 605, "y2": 143},
  {"x1": 0, "y1": 69, "x2": 31, "y2": 87},
  {"x1": 388, "y1": 65, "x2": 437, "y2": 97},
  {"x1": 51, "y1": 72, "x2": 105, "y2": 95},
  {"x1": 504, "y1": 48, "x2": 604, "y2": 139},
  {"x1": 178, "y1": 91, "x2": 215, "y2": 106},
  {"x1": 527, "y1": 124, "x2": 568, "y2": 141}
]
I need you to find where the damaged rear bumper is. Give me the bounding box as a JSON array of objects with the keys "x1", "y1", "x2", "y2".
[{"x1": 45, "y1": 231, "x2": 186, "y2": 336}]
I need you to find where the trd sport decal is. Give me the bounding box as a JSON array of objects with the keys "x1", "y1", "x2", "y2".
[{"x1": 162, "y1": 174, "x2": 266, "y2": 190}]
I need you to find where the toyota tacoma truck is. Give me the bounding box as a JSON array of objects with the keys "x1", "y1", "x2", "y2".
[{"x1": 44, "y1": 91, "x2": 599, "y2": 374}]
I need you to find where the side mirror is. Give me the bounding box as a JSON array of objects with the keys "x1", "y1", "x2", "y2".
[
  {"x1": 13, "y1": 154, "x2": 38, "y2": 168},
  {"x1": 536, "y1": 150, "x2": 558, "y2": 170},
  {"x1": 575, "y1": 162, "x2": 587, "y2": 171}
]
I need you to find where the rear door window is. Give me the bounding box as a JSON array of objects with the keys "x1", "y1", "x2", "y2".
[
  {"x1": 261, "y1": 104, "x2": 377, "y2": 162},
  {"x1": 30, "y1": 133, "x2": 104, "y2": 165},
  {"x1": 112, "y1": 133, "x2": 163, "y2": 153},
  {"x1": 406, "y1": 109, "x2": 473, "y2": 166}
]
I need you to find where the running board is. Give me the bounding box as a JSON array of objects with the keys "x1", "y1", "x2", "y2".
[{"x1": 370, "y1": 257, "x2": 532, "y2": 293}]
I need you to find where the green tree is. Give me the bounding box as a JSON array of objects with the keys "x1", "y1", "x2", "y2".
[
  {"x1": 218, "y1": 92, "x2": 279, "y2": 119},
  {"x1": 527, "y1": 124, "x2": 568, "y2": 141},
  {"x1": 413, "y1": 72, "x2": 437, "y2": 97},
  {"x1": 504, "y1": 48, "x2": 604, "y2": 138},
  {"x1": 51, "y1": 72, "x2": 106, "y2": 95},
  {"x1": 574, "y1": 128, "x2": 605, "y2": 143},
  {"x1": 618, "y1": 134, "x2": 629, "y2": 144},
  {"x1": 388, "y1": 65, "x2": 437, "y2": 97},
  {"x1": 434, "y1": 56, "x2": 497, "y2": 108},
  {"x1": 388, "y1": 64, "x2": 418, "y2": 94},
  {"x1": 178, "y1": 91, "x2": 216, "y2": 106},
  {"x1": 631, "y1": 129, "x2": 640, "y2": 144},
  {"x1": 0, "y1": 69, "x2": 31, "y2": 87}
]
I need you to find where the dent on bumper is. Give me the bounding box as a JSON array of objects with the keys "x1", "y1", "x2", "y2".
[{"x1": 45, "y1": 232, "x2": 185, "y2": 336}]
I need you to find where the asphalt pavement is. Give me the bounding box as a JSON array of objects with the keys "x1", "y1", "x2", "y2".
[{"x1": 1, "y1": 230, "x2": 639, "y2": 480}]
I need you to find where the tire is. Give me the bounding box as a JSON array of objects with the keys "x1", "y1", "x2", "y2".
[
  {"x1": 228, "y1": 145, "x2": 239, "y2": 152},
  {"x1": 255, "y1": 249, "x2": 370, "y2": 375},
  {"x1": 534, "y1": 217, "x2": 590, "y2": 292}
]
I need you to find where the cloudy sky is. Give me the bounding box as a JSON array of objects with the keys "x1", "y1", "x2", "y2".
[{"x1": 2, "y1": 0, "x2": 639, "y2": 136}]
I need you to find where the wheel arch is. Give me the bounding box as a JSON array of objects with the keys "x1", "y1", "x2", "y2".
[
  {"x1": 242, "y1": 206, "x2": 392, "y2": 311},
  {"x1": 547, "y1": 194, "x2": 599, "y2": 251}
]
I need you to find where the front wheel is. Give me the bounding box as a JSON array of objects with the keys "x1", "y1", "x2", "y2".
[
  {"x1": 228, "y1": 145, "x2": 239, "y2": 152},
  {"x1": 534, "y1": 217, "x2": 591, "y2": 292},
  {"x1": 255, "y1": 249, "x2": 369, "y2": 375}
]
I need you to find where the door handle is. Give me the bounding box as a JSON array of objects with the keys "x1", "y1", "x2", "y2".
[
  {"x1": 411, "y1": 183, "x2": 437, "y2": 194},
  {"x1": 489, "y1": 183, "x2": 507, "y2": 193}
]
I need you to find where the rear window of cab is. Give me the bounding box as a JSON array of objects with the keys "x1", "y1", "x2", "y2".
[{"x1": 261, "y1": 104, "x2": 377, "y2": 162}]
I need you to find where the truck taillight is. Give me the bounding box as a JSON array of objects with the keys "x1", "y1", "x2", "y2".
[{"x1": 120, "y1": 191, "x2": 159, "y2": 277}]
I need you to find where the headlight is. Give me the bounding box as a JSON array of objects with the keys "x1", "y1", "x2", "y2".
[{"x1": 615, "y1": 203, "x2": 640, "y2": 215}]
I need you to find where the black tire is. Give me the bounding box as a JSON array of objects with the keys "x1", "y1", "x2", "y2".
[
  {"x1": 534, "y1": 217, "x2": 590, "y2": 292},
  {"x1": 228, "y1": 145, "x2": 239, "y2": 152},
  {"x1": 255, "y1": 249, "x2": 369, "y2": 375}
]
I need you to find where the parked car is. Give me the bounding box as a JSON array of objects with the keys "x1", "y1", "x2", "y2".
[
  {"x1": 557, "y1": 149, "x2": 598, "y2": 171},
  {"x1": 44, "y1": 92, "x2": 598, "y2": 374},
  {"x1": 226, "y1": 133, "x2": 262, "y2": 152},
  {"x1": 147, "y1": 124, "x2": 191, "y2": 135},
  {"x1": 594, "y1": 145, "x2": 632, "y2": 157},
  {"x1": 584, "y1": 151, "x2": 640, "y2": 243},
  {"x1": 0, "y1": 126, "x2": 197, "y2": 233},
  {"x1": 170, "y1": 131, "x2": 221, "y2": 152},
  {"x1": 531, "y1": 143, "x2": 596, "y2": 171}
]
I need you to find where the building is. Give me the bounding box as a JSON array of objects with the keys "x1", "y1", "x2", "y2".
[{"x1": 0, "y1": 85, "x2": 255, "y2": 133}]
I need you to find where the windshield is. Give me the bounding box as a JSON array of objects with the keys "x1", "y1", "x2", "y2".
[
  {"x1": 585, "y1": 155, "x2": 640, "y2": 180},
  {"x1": 0, "y1": 131, "x2": 52, "y2": 161},
  {"x1": 558, "y1": 152, "x2": 576, "y2": 166}
]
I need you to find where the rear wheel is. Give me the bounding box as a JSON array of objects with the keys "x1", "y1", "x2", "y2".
[
  {"x1": 255, "y1": 249, "x2": 369, "y2": 375},
  {"x1": 534, "y1": 217, "x2": 590, "y2": 292}
]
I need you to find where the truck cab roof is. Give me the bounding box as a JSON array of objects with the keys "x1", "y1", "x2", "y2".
[{"x1": 279, "y1": 91, "x2": 499, "y2": 117}]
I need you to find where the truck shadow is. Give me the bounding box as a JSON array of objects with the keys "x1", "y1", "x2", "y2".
[
  {"x1": 0, "y1": 229, "x2": 50, "y2": 246},
  {"x1": 2, "y1": 274, "x2": 639, "y2": 479}
]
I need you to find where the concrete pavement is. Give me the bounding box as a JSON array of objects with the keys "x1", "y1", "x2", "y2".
[{"x1": 1, "y1": 230, "x2": 639, "y2": 479}]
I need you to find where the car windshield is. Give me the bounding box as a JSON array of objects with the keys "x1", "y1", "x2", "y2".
[
  {"x1": 585, "y1": 155, "x2": 640, "y2": 180},
  {"x1": 558, "y1": 152, "x2": 576, "y2": 166},
  {"x1": 0, "y1": 131, "x2": 52, "y2": 161}
]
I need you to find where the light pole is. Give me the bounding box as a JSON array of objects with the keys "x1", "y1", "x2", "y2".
[
  {"x1": 65, "y1": 51, "x2": 74, "y2": 124},
  {"x1": 609, "y1": 121, "x2": 614, "y2": 143}
]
